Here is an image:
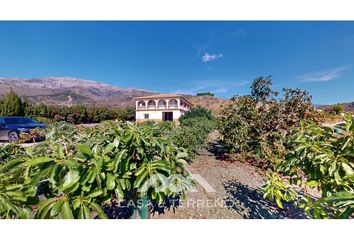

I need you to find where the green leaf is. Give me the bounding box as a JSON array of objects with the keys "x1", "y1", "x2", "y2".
[
  {"x1": 6, "y1": 191, "x2": 27, "y2": 202},
  {"x1": 5, "y1": 184, "x2": 23, "y2": 191},
  {"x1": 76, "y1": 144, "x2": 93, "y2": 160},
  {"x1": 0, "y1": 196, "x2": 12, "y2": 211},
  {"x1": 25, "y1": 156, "x2": 52, "y2": 167},
  {"x1": 177, "y1": 159, "x2": 188, "y2": 166},
  {"x1": 36, "y1": 198, "x2": 57, "y2": 219},
  {"x1": 65, "y1": 182, "x2": 80, "y2": 194},
  {"x1": 323, "y1": 191, "x2": 354, "y2": 203},
  {"x1": 134, "y1": 170, "x2": 149, "y2": 189},
  {"x1": 78, "y1": 205, "x2": 92, "y2": 219},
  {"x1": 275, "y1": 198, "x2": 283, "y2": 209},
  {"x1": 50, "y1": 200, "x2": 64, "y2": 218},
  {"x1": 83, "y1": 205, "x2": 92, "y2": 219},
  {"x1": 55, "y1": 144, "x2": 65, "y2": 159},
  {"x1": 115, "y1": 184, "x2": 125, "y2": 201},
  {"x1": 82, "y1": 169, "x2": 94, "y2": 185},
  {"x1": 103, "y1": 143, "x2": 115, "y2": 155},
  {"x1": 61, "y1": 170, "x2": 80, "y2": 192},
  {"x1": 112, "y1": 150, "x2": 126, "y2": 172},
  {"x1": 339, "y1": 207, "x2": 354, "y2": 219},
  {"x1": 61, "y1": 201, "x2": 74, "y2": 219},
  {"x1": 86, "y1": 189, "x2": 103, "y2": 199},
  {"x1": 18, "y1": 207, "x2": 32, "y2": 219},
  {"x1": 334, "y1": 170, "x2": 342, "y2": 184},
  {"x1": 342, "y1": 162, "x2": 354, "y2": 175},
  {"x1": 329, "y1": 161, "x2": 337, "y2": 176},
  {"x1": 90, "y1": 202, "x2": 107, "y2": 219},
  {"x1": 306, "y1": 180, "x2": 318, "y2": 187},
  {"x1": 106, "y1": 173, "x2": 116, "y2": 190},
  {"x1": 72, "y1": 198, "x2": 82, "y2": 210},
  {"x1": 122, "y1": 133, "x2": 133, "y2": 144}
]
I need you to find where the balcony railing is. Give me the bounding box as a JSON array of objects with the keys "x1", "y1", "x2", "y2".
[{"x1": 137, "y1": 99, "x2": 191, "y2": 111}]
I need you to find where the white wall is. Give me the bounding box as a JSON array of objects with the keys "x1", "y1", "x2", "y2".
[{"x1": 136, "y1": 110, "x2": 183, "y2": 121}]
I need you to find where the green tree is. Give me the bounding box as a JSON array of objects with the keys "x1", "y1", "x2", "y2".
[
  {"x1": 196, "y1": 92, "x2": 214, "y2": 97},
  {"x1": 331, "y1": 104, "x2": 345, "y2": 115},
  {"x1": 251, "y1": 75, "x2": 278, "y2": 102},
  {"x1": 0, "y1": 90, "x2": 25, "y2": 116},
  {"x1": 179, "y1": 106, "x2": 214, "y2": 123},
  {"x1": 218, "y1": 77, "x2": 321, "y2": 167},
  {"x1": 0, "y1": 122, "x2": 193, "y2": 219},
  {"x1": 262, "y1": 114, "x2": 354, "y2": 218}
]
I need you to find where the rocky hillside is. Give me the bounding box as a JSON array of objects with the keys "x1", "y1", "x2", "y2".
[
  {"x1": 0, "y1": 77, "x2": 155, "y2": 108},
  {"x1": 185, "y1": 95, "x2": 229, "y2": 115},
  {"x1": 319, "y1": 102, "x2": 354, "y2": 113}
]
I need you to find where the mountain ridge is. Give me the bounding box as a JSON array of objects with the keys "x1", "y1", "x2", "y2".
[{"x1": 0, "y1": 77, "x2": 157, "y2": 108}]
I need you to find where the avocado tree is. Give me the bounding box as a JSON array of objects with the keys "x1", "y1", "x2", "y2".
[
  {"x1": 262, "y1": 114, "x2": 354, "y2": 218},
  {"x1": 218, "y1": 76, "x2": 321, "y2": 167},
  {"x1": 0, "y1": 121, "x2": 193, "y2": 219}
]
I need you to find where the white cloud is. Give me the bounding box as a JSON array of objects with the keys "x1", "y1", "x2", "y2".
[
  {"x1": 202, "y1": 52, "x2": 223, "y2": 62},
  {"x1": 297, "y1": 66, "x2": 348, "y2": 82}
]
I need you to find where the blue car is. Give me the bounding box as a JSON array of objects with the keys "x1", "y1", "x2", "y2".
[{"x1": 0, "y1": 117, "x2": 47, "y2": 142}]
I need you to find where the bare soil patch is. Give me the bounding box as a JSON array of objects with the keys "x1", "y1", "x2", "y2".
[{"x1": 152, "y1": 131, "x2": 307, "y2": 219}]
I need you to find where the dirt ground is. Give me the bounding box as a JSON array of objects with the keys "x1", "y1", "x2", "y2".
[{"x1": 151, "y1": 131, "x2": 307, "y2": 219}]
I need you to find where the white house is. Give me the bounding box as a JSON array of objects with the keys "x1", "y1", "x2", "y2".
[{"x1": 134, "y1": 94, "x2": 193, "y2": 122}]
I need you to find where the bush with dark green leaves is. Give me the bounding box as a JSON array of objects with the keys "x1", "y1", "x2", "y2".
[
  {"x1": 179, "y1": 106, "x2": 214, "y2": 124},
  {"x1": 0, "y1": 121, "x2": 193, "y2": 219},
  {"x1": 262, "y1": 114, "x2": 354, "y2": 219},
  {"x1": 0, "y1": 90, "x2": 135, "y2": 124},
  {"x1": 218, "y1": 76, "x2": 322, "y2": 167},
  {"x1": 175, "y1": 107, "x2": 215, "y2": 158},
  {"x1": 172, "y1": 118, "x2": 214, "y2": 158},
  {"x1": 196, "y1": 92, "x2": 214, "y2": 97}
]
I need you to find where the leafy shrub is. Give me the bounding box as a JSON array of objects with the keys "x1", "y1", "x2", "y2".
[
  {"x1": 0, "y1": 122, "x2": 193, "y2": 219},
  {"x1": 19, "y1": 128, "x2": 44, "y2": 143},
  {"x1": 325, "y1": 104, "x2": 345, "y2": 115},
  {"x1": 0, "y1": 90, "x2": 26, "y2": 116},
  {"x1": 140, "y1": 117, "x2": 214, "y2": 159},
  {"x1": 32, "y1": 116, "x2": 53, "y2": 125},
  {"x1": 179, "y1": 106, "x2": 214, "y2": 124},
  {"x1": 218, "y1": 76, "x2": 321, "y2": 166},
  {"x1": 173, "y1": 117, "x2": 214, "y2": 158},
  {"x1": 196, "y1": 92, "x2": 214, "y2": 97},
  {"x1": 0, "y1": 90, "x2": 134, "y2": 124},
  {"x1": 262, "y1": 114, "x2": 354, "y2": 218},
  {"x1": 177, "y1": 107, "x2": 215, "y2": 158}
]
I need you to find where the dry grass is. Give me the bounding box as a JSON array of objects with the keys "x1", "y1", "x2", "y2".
[{"x1": 185, "y1": 95, "x2": 230, "y2": 116}]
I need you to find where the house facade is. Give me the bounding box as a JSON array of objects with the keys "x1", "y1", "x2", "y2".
[{"x1": 134, "y1": 94, "x2": 193, "y2": 122}]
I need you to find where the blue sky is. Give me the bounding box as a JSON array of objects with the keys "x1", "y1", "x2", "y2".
[{"x1": 0, "y1": 21, "x2": 353, "y2": 104}]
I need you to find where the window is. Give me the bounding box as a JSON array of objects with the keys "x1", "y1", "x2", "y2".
[{"x1": 144, "y1": 114, "x2": 149, "y2": 119}]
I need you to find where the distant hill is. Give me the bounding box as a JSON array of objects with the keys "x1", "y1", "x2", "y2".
[
  {"x1": 0, "y1": 77, "x2": 231, "y2": 111},
  {"x1": 185, "y1": 95, "x2": 229, "y2": 116},
  {"x1": 0, "y1": 77, "x2": 155, "y2": 108},
  {"x1": 319, "y1": 102, "x2": 354, "y2": 113}
]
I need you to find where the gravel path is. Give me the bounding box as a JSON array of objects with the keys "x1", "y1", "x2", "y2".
[{"x1": 152, "y1": 131, "x2": 307, "y2": 219}]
